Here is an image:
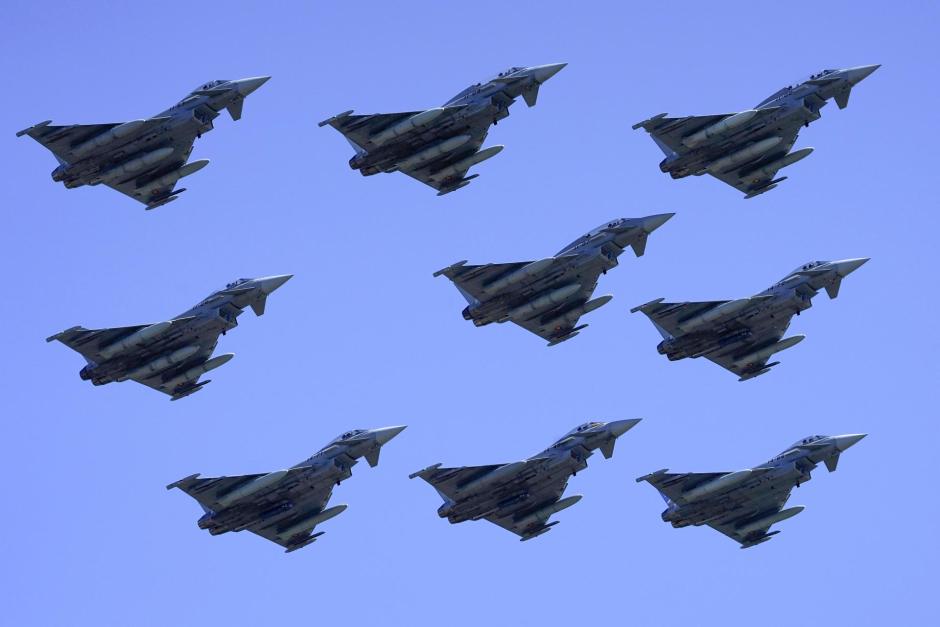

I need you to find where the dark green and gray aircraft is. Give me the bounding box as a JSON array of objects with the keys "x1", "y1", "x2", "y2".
[
  {"x1": 17, "y1": 76, "x2": 270, "y2": 209},
  {"x1": 435, "y1": 214, "x2": 673, "y2": 346},
  {"x1": 637, "y1": 433, "x2": 866, "y2": 548},
  {"x1": 632, "y1": 258, "x2": 868, "y2": 380},
  {"x1": 411, "y1": 419, "x2": 640, "y2": 541},
  {"x1": 632, "y1": 65, "x2": 879, "y2": 197},
  {"x1": 168, "y1": 426, "x2": 406, "y2": 553},
  {"x1": 46, "y1": 275, "x2": 291, "y2": 400},
  {"x1": 318, "y1": 63, "x2": 566, "y2": 195}
]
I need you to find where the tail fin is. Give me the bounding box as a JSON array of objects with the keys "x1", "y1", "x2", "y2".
[{"x1": 652, "y1": 135, "x2": 677, "y2": 159}]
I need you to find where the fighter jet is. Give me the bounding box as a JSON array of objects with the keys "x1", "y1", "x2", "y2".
[
  {"x1": 637, "y1": 433, "x2": 866, "y2": 548},
  {"x1": 318, "y1": 63, "x2": 566, "y2": 195},
  {"x1": 631, "y1": 258, "x2": 868, "y2": 380},
  {"x1": 632, "y1": 65, "x2": 879, "y2": 197},
  {"x1": 410, "y1": 419, "x2": 640, "y2": 541},
  {"x1": 46, "y1": 275, "x2": 291, "y2": 400},
  {"x1": 435, "y1": 214, "x2": 674, "y2": 345},
  {"x1": 16, "y1": 76, "x2": 270, "y2": 209},
  {"x1": 168, "y1": 426, "x2": 406, "y2": 553}
]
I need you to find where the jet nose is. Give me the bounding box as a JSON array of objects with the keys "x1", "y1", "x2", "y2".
[
  {"x1": 234, "y1": 76, "x2": 271, "y2": 96},
  {"x1": 258, "y1": 274, "x2": 293, "y2": 294},
  {"x1": 833, "y1": 257, "x2": 870, "y2": 277},
  {"x1": 832, "y1": 433, "x2": 867, "y2": 451},
  {"x1": 373, "y1": 425, "x2": 407, "y2": 445},
  {"x1": 531, "y1": 63, "x2": 567, "y2": 84},
  {"x1": 641, "y1": 213, "x2": 675, "y2": 234},
  {"x1": 846, "y1": 64, "x2": 880, "y2": 85},
  {"x1": 607, "y1": 418, "x2": 642, "y2": 438}
]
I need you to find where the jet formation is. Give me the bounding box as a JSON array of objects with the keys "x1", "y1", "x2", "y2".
[
  {"x1": 17, "y1": 76, "x2": 270, "y2": 208},
  {"x1": 631, "y1": 258, "x2": 868, "y2": 380},
  {"x1": 168, "y1": 426, "x2": 406, "y2": 553},
  {"x1": 637, "y1": 433, "x2": 866, "y2": 548},
  {"x1": 46, "y1": 275, "x2": 292, "y2": 400},
  {"x1": 319, "y1": 63, "x2": 566, "y2": 194},
  {"x1": 410, "y1": 419, "x2": 640, "y2": 541},
  {"x1": 632, "y1": 65, "x2": 879, "y2": 197},
  {"x1": 434, "y1": 214, "x2": 674, "y2": 345}
]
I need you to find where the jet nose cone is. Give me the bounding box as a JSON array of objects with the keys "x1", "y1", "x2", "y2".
[
  {"x1": 641, "y1": 213, "x2": 675, "y2": 233},
  {"x1": 847, "y1": 64, "x2": 880, "y2": 84},
  {"x1": 373, "y1": 425, "x2": 407, "y2": 445},
  {"x1": 833, "y1": 433, "x2": 867, "y2": 451},
  {"x1": 258, "y1": 274, "x2": 293, "y2": 294},
  {"x1": 531, "y1": 63, "x2": 567, "y2": 84},
  {"x1": 833, "y1": 257, "x2": 870, "y2": 277},
  {"x1": 235, "y1": 76, "x2": 271, "y2": 96},
  {"x1": 608, "y1": 418, "x2": 642, "y2": 438}
]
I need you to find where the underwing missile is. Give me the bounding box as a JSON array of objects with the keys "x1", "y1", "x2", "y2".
[
  {"x1": 73, "y1": 120, "x2": 147, "y2": 157},
  {"x1": 706, "y1": 136, "x2": 782, "y2": 174},
  {"x1": 217, "y1": 469, "x2": 290, "y2": 507},
  {"x1": 507, "y1": 284, "x2": 581, "y2": 320},
  {"x1": 277, "y1": 504, "x2": 348, "y2": 539},
  {"x1": 119, "y1": 345, "x2": 199, "y2": 381},
  {"x1": 732, "y1": 334, "x2": 805, "y2": 369},
  {"x1": 514, "y1": 494, "x2": 582, "y2": 528},
  {"x1": 458, "y1": 461, "x2": 527, "y2": 495},
  {"x1": 682, "y1": 470, "x2": 754, "y2": 502},
  {"x1": 395, "y1": 134, "x2": 471, "y2": 171},
  {"x1": 371, "y1": 108, "x2": 445, "y2": 145},
  {"x1": 98, "y1": 321, "x2": 173, "y2": 360},
  {"x1": 682, "y1": 110, "x2": 758, "y2": 147},
  {"x1": 162, "y1": 353, "x2": 234, "y2": 390},
  {"x1": 99, "y1": 146, "x2": 174, "y2": 182},
  {"x1": 735, "y1": 506, "x2": 804, "y2": 536},
  {"x1": 483, "y1": 257, "x2": 554, "y2": 294}
]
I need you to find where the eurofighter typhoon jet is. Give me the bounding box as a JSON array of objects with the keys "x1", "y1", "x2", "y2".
[
  {"x1": 16, "y1": 77, "x2": 270, "y2": 208},
  {"x1": 410, "y1": 419, "x2": 640, "y2": 541},
  {"x1": 168, "y1": 426, "x2": 406, "y2": 553},
  {"x1": 637, "y1": 433, "x2": 866, "y2": 548},
  {"x1": 318, "y1": 63, "x2": 566, "y2": 195},
  {"x1": 631, "y1": 258, "x2": 868, "y2": 380},
  {"x1": 632, "y1": 65, "x2": 879, "y2": 197},
  {"x1": 46, "y1": 275, "x2": 291, "y2": 400},
  {"x1": 434, "y1": 214, "x2": 673, "y2": 345}
]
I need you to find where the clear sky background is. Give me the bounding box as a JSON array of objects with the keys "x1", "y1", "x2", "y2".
[{"x1": 1, "y1": 1, "x2": 937, "y2": 625}]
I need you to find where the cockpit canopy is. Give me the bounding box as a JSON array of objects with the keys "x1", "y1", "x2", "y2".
[
  {"x1": 194, "y1": 79, "x2": 229, "y2": 93},
  {"x1": 557, "y1": 219, "x2": 625, "y2": 254},
  {"x1": 775, "y1": 261, "x2": 826, "y2": 286},
  {"x1": 225, "y1": 278, "x2": 252, "y2": 289},
  {"x1": 755, "y1": 70, "x2": 840, "y2": 108},
  {"x1": 331, "y1": 429, "x2": 366, "y2": 444},
  {"x1": 789, "y1": 434, "x2": 826, "y2": 449},
  {"x1": 559, "y1": 421, "x2": 603, "y2": 440},
  {"x1": 443, "y1": 67, "x2": 527, "y2": 106}
]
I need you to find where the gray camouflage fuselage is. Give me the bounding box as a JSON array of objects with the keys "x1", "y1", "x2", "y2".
[
  {"x1": 320, "y1": 64, "x2": 566, "y2": 194},
  {"x1": 46, "y1": 275, "x2": 291, "y2": 400},
  {"x1": 17, "y1": 77, "x2": 269, "y2": 208},
  {"x1": 639, "y1": 433, "x2": 866, "y2": 548},
  {"x1": 437, "y1": 214, "x2": 673, "y2": 345},
  {"x1": 168, "y1": 426, "x2": 406, "y2": 552},
  {"x1": 633, "y1": 65, "x2": 879, "y2": 197},
  {"x1": 634, "y1": 258, "x2": 868, "y2": 380},
  {"x1": 411, "y1": 419, "x2": 639, "y2": 541}
]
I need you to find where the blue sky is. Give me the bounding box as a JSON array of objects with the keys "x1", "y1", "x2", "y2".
[{"x1": 1, "y1": 1, "x2": 937, "y2": 625}]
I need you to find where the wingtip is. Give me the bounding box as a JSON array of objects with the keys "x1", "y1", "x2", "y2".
[{"x1": 318, "y1": 110, "x2": 354, "y2": 127}]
